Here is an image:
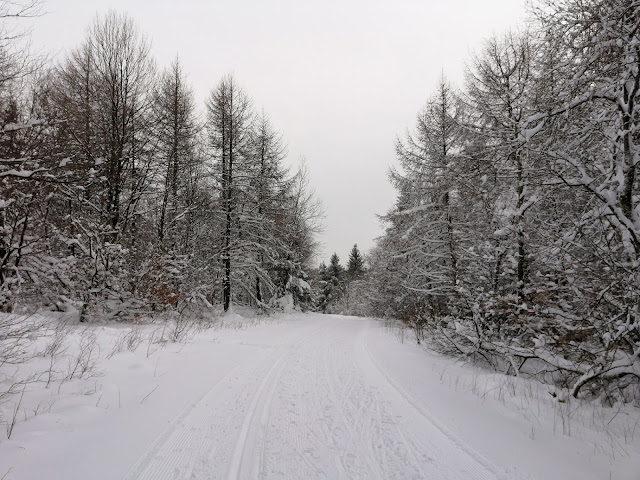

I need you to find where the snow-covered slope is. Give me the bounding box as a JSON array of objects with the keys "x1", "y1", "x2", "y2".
[{"x1": 0, "y1": 313, "x2": 637, "y2": 479}]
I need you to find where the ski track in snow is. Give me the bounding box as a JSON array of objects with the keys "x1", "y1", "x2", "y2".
[{"x1": 122, "y1": 316, "x2": 507, "y2": 480}]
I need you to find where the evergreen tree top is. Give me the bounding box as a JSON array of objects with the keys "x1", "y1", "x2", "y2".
[
  {"x1": 327, "y1": 252, "x2": 343, "y2": 279},
  {"x1": 347, "y1": 244, "x2": 365, "y2": 276}
]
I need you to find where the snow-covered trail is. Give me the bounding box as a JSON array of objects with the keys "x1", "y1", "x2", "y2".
[
  {"x1": 123, "y1": 315, "x2": 500, "y2": 480},
  {"x1": 4, "y1": 313, "x2": 633, "y2": 480}
]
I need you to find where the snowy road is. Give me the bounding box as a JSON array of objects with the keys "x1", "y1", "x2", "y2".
[{"x1": 123, "y1": 315, "x2": 501, "y2": 480}]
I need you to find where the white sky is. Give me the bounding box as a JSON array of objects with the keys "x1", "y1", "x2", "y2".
[{"x1": 29, "y1": 0, "x2": 527, "y2": 265}]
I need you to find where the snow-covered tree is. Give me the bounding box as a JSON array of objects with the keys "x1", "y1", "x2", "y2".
[
  {"x1": 206, "y1": 75, "x2": 320, "y2": 311},
  {"x1": 206, "y1": 74, "x2": 254, "y2": 311},
  {"x1": 1, "y1": 10, "x2": 323, "y2": 318},
  {"x1": 366, "y1": 2, "x2": 640, "y2": 400}
]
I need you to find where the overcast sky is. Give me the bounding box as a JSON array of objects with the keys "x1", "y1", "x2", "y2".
[{"x1": 29, "y1": 0, "x2": 527, "y2": 265}]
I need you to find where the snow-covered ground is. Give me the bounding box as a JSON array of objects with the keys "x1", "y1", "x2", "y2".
[{"x1": 0, "y1": 312, "x2": 638, "y2": 479}]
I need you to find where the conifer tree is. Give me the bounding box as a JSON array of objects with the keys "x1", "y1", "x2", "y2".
[
  {"x1": 153, "y1": 58, "x2": 199, "y2": 247},
  {"x1": 327, "y1": 253, "x2": 343, "y2": 283},
  {"x1": 317, "y1": 262, "x2": 327, "y2": 280},
  {"x1": 347, "y1": 244, "x2": 365, "y2": 278},
  {"x1": 206, "y1": 74, "x2": 253, "y2": 312},
  {"x1": 1, "y1": 9, "x2": 323, "y2": 318}
]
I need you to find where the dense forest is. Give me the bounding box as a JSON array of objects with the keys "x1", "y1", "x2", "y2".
[
  {"x1": 0, "y1": 6, "x2": 322, "y2": 321},
  {"x1": 2, "y1": 0, "x2": 639, "y2": 404},
  {"x1": 319, "y1": 0, "x2": 640, "y2": 403}
]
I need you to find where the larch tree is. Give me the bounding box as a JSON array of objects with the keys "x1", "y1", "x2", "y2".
[
  {"x1": 528, "y1": 0, "x2": 640, "y2": 397},
  {"x1": 51, "y1": 10, "x2": 158, "y2": 318},
  {"x1": 1, "y1": 7, "x2": 323, "y2": 320},
  {"x1": 153, "y1": 57, "x2": 199, "y2": 247},
  {"x1": 383, "y1": 76, "x2": 463, "y2": 325},
  {"x1": 464, "y1": 32, "x2": 541, "y2": 302},
  {"x1": 206, "y1": 74, "x2": 254, "y2": 311},
  {"x1": 57, "y1": 11, "x2": 156, "y2": 238},
  {"x1": 364, "y1": 0, "x2": 640, "y2": 401},
  {"x1": 246, "y1": 110, "x2": 288, "y2": 305}
]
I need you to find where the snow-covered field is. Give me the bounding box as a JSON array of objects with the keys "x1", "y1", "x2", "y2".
[{"x1": 0, "y1": 312, "x2": 638, "y2": 479}]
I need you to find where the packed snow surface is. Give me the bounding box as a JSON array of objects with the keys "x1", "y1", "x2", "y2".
[{"x1": 1, "y1": 313, "x2": 638, "y2": 479}]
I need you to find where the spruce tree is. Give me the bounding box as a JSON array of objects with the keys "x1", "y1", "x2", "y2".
[
  {"x1": 347, "y1": 244, "x2": 365, "y2": 278},
  {"x1": 318, "y1": 262, "x2": 328, "y2": 281},
  {"x1": 327, "y1": 253, "x2": 343, "y2": 283}
]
